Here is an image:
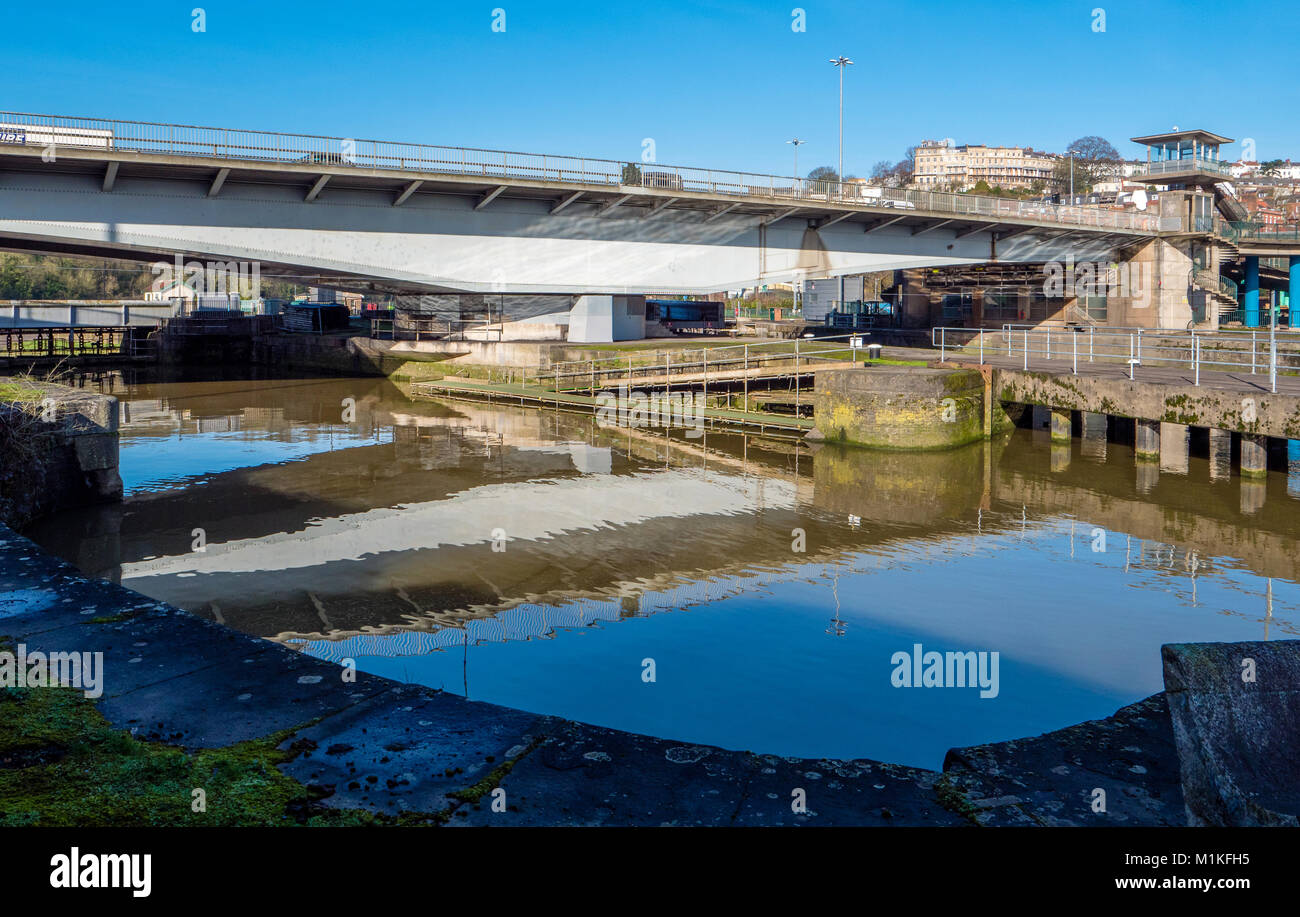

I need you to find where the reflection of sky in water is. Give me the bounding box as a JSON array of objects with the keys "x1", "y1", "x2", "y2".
[
  {"x1": 120, "y1": 427, "x2": 394, "y2": 494},
  {"x1": 56, "y1": 380, "x2": 1300, "y2": 768},
  {"x1": 329, "y1": 518, "x2": 1298, "y2": 769}
]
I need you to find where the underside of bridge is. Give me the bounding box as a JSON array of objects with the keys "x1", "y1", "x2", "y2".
[{"x1": 0, "y1": 145, "x2": 1137, "y2": 293}]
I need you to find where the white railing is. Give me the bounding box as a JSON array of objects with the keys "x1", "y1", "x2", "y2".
[
  {"x1": 0, "y1": 110, "x2": 1165, "y2": 234},
  {"x1": 1134, "y1": 158, "x2": 1233, "y2": 178},
  {"x1": 933, "y1": 325, "x2": 1298, "y2": 392}
]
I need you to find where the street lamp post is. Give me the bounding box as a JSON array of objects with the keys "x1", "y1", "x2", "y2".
[
  {"x1": 829, "y1": 56, "x2": 854, "y2": 193},
  {"x1": 787, "y1": 137, "x2": 806, "y2": 189}
]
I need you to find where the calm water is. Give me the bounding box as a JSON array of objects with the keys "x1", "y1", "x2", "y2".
[{"x1": 25, "y1": 370, "x2": 1300, "y2": 769}]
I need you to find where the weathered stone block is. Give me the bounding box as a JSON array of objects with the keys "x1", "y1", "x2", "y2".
[
  {"x1": 811, "y1": 367, "x2": 987, "y2": 450},
  {"x1": 1162, "y1": 641, "x2": 1300, "y2": 826},
  {"x1": 74, "y1": 432, "x2": 119, "y2": 472}
]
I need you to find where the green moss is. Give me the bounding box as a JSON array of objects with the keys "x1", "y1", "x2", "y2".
[
  {"x1": 0, "y1": 382, "x2": 45, "y2": 405},
  {"x1": 450, "y1": 739, "x2": 539, "y2": 805},
  {"x1": 88, "y1": 609, "x2": 145, "y2": 625},
  {"x1": 933, "y1": 774, "x2": 981, "y2": 826},
  {"x1": 0, "y1": 685, "x2": 412, "y2": 826}
]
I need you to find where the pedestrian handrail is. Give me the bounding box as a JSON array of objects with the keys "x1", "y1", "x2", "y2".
[
  {"x1": 0, "y1": 110, "x2": 1163, "y2": 234},
  {"x1": 933, "y1": 325, "x2": 1297, "y2": 392}
]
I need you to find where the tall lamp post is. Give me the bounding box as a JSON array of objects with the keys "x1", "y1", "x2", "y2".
[
  {"x1": 829, "y1": 56, "x2": 853, "y2": 193},
  {"x1": 787, "y1": 137, "x2": 806, "y2": 188}
]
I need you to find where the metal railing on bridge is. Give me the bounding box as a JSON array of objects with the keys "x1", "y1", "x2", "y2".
[
  {"x1": 0, "y1": 111, "x2": 1163, "y2": 235},
  {"x1": 1, "y1": 325, "x2": 132, "y2": 358},
  {"x1": 932, "y1": 324, "x2": 1300, "y2": 392},
  {"x1": 1217, "y1": 221, "x2": 1300, "y2": 245}
]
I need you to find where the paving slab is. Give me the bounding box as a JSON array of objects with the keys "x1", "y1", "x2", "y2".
[
  {"x1": 942, "y1": 694, "x2": 1185, "y2": 826},
  {"x1": 276, "y1": 685, "x2": 542, "y2": 818},
  {"x1": 454, "y1": 717, "x2": 967, "y2": 826},
  {"x1": 95, "y1": 643, "x2": 389, "y2": 749}
]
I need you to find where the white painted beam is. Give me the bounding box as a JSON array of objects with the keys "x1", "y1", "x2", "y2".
[
  {"x1": 954, "y1": 223, "x2": 992, "y2": 239},
  {"x1": 864, "y1": 215, "x2": 906, "y2": 233},
  {"x1": 597, "y1": 193, "x2": 632, "y2": 216},
  {"x1": 763, "y1": 207, "x2": 800, "y2": 225},
  {"x1": 643, "y1": 196, "x2": 678, "y2": 218},
  {"x1": 475, "y1": 185, "x2": 509, "y2": 210},
  {"x1": 205, "y1": 168, "x2": 230, "y2": 198},
  {"x1": 305, "y1": 174, "x2": 330, "y2": 202},
  {"x1": 392, "y1": 180, "x2": 423, "y2": 207},
  {"x1": 704, "y1": 202, "x2": 740, "y2": 222},
  {"x1": 551, "y1": 190, "x2": 583, "y2": 214},
  {"x1": 817, "y1": 211, "x2": 853, "y2": 229},
  {"x1": 912, "y1": 219, "x2": 954, "y2": 236}
]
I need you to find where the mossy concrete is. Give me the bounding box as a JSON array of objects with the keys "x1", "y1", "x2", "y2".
[
  {"x1": 0, "y1": 379, "x2": 122, "y2": 528},
  {"x1": 811, "y1": 366, "x2": 1011, "y2": 451},
  {"x1": 993, "y1": 367, "x2": 1300, "y2": 439}
]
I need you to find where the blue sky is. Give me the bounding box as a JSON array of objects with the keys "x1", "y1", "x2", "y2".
[{"x1": 8, "y1": 0, "x2": 1299, "y2": 177}]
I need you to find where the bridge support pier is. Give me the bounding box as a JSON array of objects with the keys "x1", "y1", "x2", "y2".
[
  {"x1": 1208, "y1": 428, "x2": 1232, "y2": 481},
  {"x1": 1159, "y1": 422, "x2": 1189, "y2": 475},
  {"x1": 1049, "y1": 408, "x2": 1072, "y2": 443},
  {"x1": 1080, "y1": 411, "x2": 1107, "y2": 461},
  {"x1": 1135, "y1": 419, "x2": 1160, "y2": 463},
  {"x1": 1240, "y1": 433, "x2": 1268, "y2": 479},
  {"x1": 1245, "y1": 256, "x2": 1260, "y2": 327}
]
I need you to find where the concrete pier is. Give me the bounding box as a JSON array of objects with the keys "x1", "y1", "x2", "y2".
[
  {"x1": 1159, "y1": 422, "x2": 1189, "y2": 475},
  {"x1": 1208, "y1": 428, "x2": 1232, "y2": 481},
  {"x1": 1241, "y1": 434, "x2": 1268, "y2": 479},
  {"x1": 1136, "y1": 419, "x2": 1161, "y2": 462},
  {"x1": 1049, "y1": 408, "x2": 1072, "y2": 443}
]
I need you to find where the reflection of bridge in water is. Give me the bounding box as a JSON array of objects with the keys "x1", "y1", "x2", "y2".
[{"x1": 28, "y1": 380, "x2": 1300, "y2": 656}]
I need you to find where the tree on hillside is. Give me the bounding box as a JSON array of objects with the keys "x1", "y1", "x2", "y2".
[
  {"x1": 1053, "y1": 135, "x2": 1121, "y2": 194},
  {"x1": 1066, "y1": 135, "x2": 1120, "y2": 163}
]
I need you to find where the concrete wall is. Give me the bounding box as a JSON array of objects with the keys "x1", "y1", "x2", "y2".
[
  {"x1": 993, "y1": 366, "x2": 1300, "y2": 439},
  {"x1": 0, "y1": 381, "x2": 121, "y2": 528},
  {"x1": 811, "y1": 367, "x2": 1005, "y2": 450},
  {"x1": 568, "y1": 295, "x2": 646, "y2": 343}
]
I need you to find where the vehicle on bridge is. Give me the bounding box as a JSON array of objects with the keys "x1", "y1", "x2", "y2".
[
  {"x1": 641, "y1": 170, "x2": 685, "y2": 191},
  {"x1": 0, "y1": 123, "x2": 113, "y2": 150},
  {"x1": 300, "y1": 151, "x2": 351, "y2": 166},
  {"x1": 646, "y1": 299, "x2": 728, "y2": 334}
]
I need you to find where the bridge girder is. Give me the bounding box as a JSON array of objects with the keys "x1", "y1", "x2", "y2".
[{"x1": 0, "y1": 146, "x2": 1139, "y2": 295}]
